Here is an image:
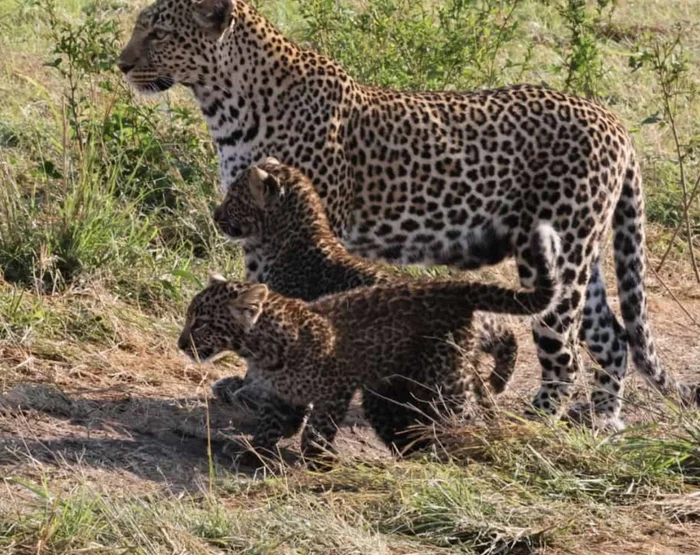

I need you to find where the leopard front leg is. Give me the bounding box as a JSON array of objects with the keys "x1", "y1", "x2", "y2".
[
  {"x1": 234, "y1": 394, "x2": 308, "y2": 468},
  {"x1": 300, "y1": 391, "x2": 354, "y2": 467},
  {"x1": 362, "y1": 380, "x2": 432, "y2": 456},
  {"x1": 212, "y1": 375, "x2": 254, "y2": 408},
  {"x1": 213, "y1": 375, "x2": 310, "y2": 436}
]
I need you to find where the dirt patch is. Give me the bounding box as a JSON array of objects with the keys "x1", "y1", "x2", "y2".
[
  {"x1": 0, "y1": 359, "x2": 388, "y2": 493},
  {"x1": 497, "y1": 293, "x2": 700, "y2": 426}
]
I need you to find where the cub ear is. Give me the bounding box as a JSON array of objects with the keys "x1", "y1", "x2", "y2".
[
  {"x1": 192, "y1": 0, "x2": 235, "y2": 36},
  {"x1": 208, "y1": 273, "x2": 227, "y2": 286},
  {"x1": 249, "y1": 166, "x2": 282, "y2": 207},
  {"x1": 229, "y1": 284, "x2": 268, "y2": 330},
  {"x1": 263, "y1": 156, "x2": 281, "y2": 165}
]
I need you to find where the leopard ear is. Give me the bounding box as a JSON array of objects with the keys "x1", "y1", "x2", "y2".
[
  {"x1": 229, "y1": 284, "x2": 268, "y2": 330},
  {"x1": 192, "y1": 0, "x2": 235, "y2": 36},
  {"x1": 249, "y1": 167, "x2": 282, "y2": 208},
  {"x1": 208, "y1": 273, "x2": 227, "y2": 286}
]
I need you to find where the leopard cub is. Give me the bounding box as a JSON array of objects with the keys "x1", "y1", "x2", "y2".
[
  {"x1": 211, "y1": 159, "x2": 520, "y2": 428},
  {"x1": 178, "y1": 224, "x2": 562, "y2": 461}
]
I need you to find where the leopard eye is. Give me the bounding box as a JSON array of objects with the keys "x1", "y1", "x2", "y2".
[{"x1": 152, "y1": 28, "x2": 170, "y2": 41}]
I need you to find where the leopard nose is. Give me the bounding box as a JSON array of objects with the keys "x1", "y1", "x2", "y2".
[
  {"x1": 213, "y1": 206, "x2": 229, "y2": 230},
  {"x1": 177, "y1": 334, "x2": 190, "y2": 352},
  {"x1": 117, "y1": 60, "x2": 134, "y2": 74},
  {"x1": 212, "y1": 205, "x2": 223, "y2": 222}
]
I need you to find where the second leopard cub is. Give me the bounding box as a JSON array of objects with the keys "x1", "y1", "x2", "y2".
[
  {"x1": 211, "y1": 159, "x2": 520, "y2": 426},
  {"x1": 179, "y1": 224, "x2": 562, "y2": 461}
]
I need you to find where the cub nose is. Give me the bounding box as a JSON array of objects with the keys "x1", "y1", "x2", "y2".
[
  {"x1": 212, "y1": 205, "x2": 226, "y2": 226},
  {"x1": 117, "y1": 60, "x2": 135, "y2": 74},
  {"x1": 177, "y1": 334, "x2": 190, "y2": 352}
]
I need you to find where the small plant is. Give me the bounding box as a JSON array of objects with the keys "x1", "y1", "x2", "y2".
[
  {"x1": 41, "y1": 0, "x2": 121, "y2": 150},
  {"x1": 548, "y1": 0, "x2": 616, "y2": 99},
  {"x1": 0, "y1": 1, "x2": 155, "y2": 289},
  {"x1": 0, "y1": 143, "x2": 157, "y2": 290},
  {"x1": 39, "y1": 0, "x2": 216, "y2": 210},
  {"x1": 630, "y1": 26, "x2": 700, "y2": 281}
]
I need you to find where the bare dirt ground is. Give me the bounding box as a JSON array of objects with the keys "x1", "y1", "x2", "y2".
[{"x1": 1, "y1": 280, "x2": 698, "y2": 498}]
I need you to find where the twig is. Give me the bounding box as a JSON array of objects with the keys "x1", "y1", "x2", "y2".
[
  {"x1": 654, "y1": 37, "x2": 700, "y2": 281},
  {"x1": 664, "y1": 107, "x2": 699, "y2": 281},
  {"x1": 648, "y1": 259, "x2": 700, "y2": 329},
  {"x1": 656, "y1": 173, "x2": 700, "y2": 273}
]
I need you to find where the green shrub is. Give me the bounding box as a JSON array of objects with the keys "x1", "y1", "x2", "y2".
[
  {"x1": 555, "y1": 0, "x2": 615, "y2": 98},
  {"x1": 297, "y1": 0, "x2": 525, "y2": 91},
  {"x1": 0, "y1": 0, "x2": 226, "y2": 299}
]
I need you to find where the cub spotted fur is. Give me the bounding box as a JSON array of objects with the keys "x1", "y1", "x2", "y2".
[
  {"x1": 211, "y1": 158, "x2": 520, "y2": 428},
  {"x1": 178, "y1": 224, "x2": 562, "y2": 460}
]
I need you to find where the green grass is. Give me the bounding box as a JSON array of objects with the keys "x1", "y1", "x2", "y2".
[{"x1": 1, "y1": 0, "x2": 700, "y2": 553}]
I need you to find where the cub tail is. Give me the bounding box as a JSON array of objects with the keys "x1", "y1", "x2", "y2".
[{"x1": 471, "y1": 223, "x2": 563, "y2": 317}]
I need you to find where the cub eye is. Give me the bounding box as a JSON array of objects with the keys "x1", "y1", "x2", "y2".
[{"x1": 152, "y1": 28, "x2": 170, "y2": 41}]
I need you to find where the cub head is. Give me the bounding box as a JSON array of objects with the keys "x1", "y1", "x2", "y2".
[
  {"x1": 178, "y1": 275, "x2": 268, "y2": 361},
  {"x1": 212, "y1": 157, "x2": 287, "y2": 240},
  {"x1": 118, "y1": 0, "x2": 237, "y2": 94}
]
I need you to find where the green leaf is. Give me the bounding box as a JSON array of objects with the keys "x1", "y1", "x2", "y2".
[
  {"x1": 641, "y1": 114, "x2": 663, "y2": 125},
  {"x1": 168, "y1": 269, "x2": 203, "y2": 288}
]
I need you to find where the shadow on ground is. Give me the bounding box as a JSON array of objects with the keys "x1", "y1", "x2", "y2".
[{"x1": 0, "y1": 383, "x2": 380, "y2": 490}]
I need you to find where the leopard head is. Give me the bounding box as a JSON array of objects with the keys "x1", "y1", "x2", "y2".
[
  {"x1": 117, "y1": 0, "x2": 237, "y2": 94},
  {"x1": 212, "y1": 157, "x2": 286, "y2": 240},
  {"x1": 178, "y1": 275, "x2": 268, "y2": 361}
]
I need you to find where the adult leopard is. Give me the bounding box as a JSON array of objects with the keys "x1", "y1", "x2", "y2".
[{"x1": 119, "y1": 0, "x2": 694, "y2": 428}]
